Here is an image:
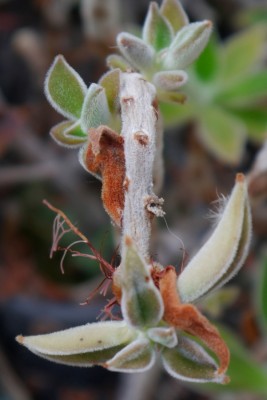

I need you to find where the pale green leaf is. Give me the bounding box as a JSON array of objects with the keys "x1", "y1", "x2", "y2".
[
  {"x1": 193, "y1": 33, "x2": 220, "y2": 82},
  {"x1": 106, "y1": 338, "x2": 156, "y2": 372},
  {"x1": 163, "y1": 21, "x2": 212, "y2": 70},
  {"x1": 147, "y1": 326, "x2": 177, "y2": 348},
  {"x1": 30, "y1": 345, "x2": 126, "y2": 367},
  {"x1": 216, "y1": 71, "x2": 267, "y2": 107},
  {"x1": 44, "y1": 55, "x2": 86, "y2": 120},
  {"x1": 16, "y1": 321, "x2": 136, "y2": 355},
  {"x1": 178, "y1": 173, "x2": 251, "y2": 303},
  {"x1": 107, "y1": 54, "x2": 133, "y2": 72},
  {"x1": 99, "y1": 69, "x2": 120, "y2": 114},
  {"x1": 162, "y1": 335, "x2": 225, "y2": 383},
  {"x1": 197, "y1": 106, "x2": 245, "y2": 164},
  {"x1": 228, "y1": 108, "x2": 267, "y2": 142},
  {"x1": 121, "y1": 238, "x2": 164, "y2": 328},
  {"x1": 50, "y1": 120, "x2": 87, "y2": 148},
  {"x1": 207, "y1": 201, "x2": 251, "y2": 295},
  {"x1": 142, "y1": 2, "x2": 173, "y2": 51},
  {"x1": 80, "y1": 83, "x2": 110, "y2": 133},
  {"x1": 219, "y1": 25, "x2": 267, "y2": 84},
  {"x1": 157, "y1": 90, "x2": 186, "y2": 104},
  {"x1": 159, "y1": 101, "x2": 194, "y2": 127},
  {"x1": 117, "y1": 33, "x2": 155, "y2": 72},
  {"x1": 153, "y1": 70, "x2": 187, "y2": 91},
  {"x1": 160, "y1": 0, "x2": 189, "y2": 33}
]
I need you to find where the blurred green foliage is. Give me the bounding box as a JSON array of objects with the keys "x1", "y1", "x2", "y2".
[{"x1": 160, "y1": 24, "x2": 267, "y2": 164}]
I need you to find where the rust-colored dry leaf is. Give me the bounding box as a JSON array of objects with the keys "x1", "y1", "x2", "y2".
[
  {"x1": 85, "y1": 126, "x2": 125, "y2": 226},
  {"x1": 159, "y1": 266, "x2": 230, "y2": 379}
]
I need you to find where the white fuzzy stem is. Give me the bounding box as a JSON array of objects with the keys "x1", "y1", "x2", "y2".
[{"x1": 120, "y1": 72, "x2": 164, "y2": 261}]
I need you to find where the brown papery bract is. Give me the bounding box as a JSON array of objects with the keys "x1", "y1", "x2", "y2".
[
  {"x1": 159, "y1": 266, "x2": 230, "y2": 381},
  {"x1": 85, "y1": 126, "x2": 125, "y2": 227}
]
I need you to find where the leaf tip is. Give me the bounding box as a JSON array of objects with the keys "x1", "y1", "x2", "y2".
[
  {"x1": 125, "y1": 235, "x2": 133, "y2": 246},
  {"x1": 16, "y1": 335, "x2": 24, "y2": 344},
  {"x1": 236, "y1": 172, "x2": 245, "y2": 183}
]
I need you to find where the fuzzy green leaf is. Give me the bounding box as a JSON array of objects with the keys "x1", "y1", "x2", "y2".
[
  {"x1": 80, "y1": 83, "x2": 110, "y2": 133},
  {"x1": 193, "y1": 33, "x2": 219, "y2": 82},
  {"x1": 106, "y1": 338, "x2": 155, "y2": 372},
  {"x1": 117, "y1": 32, "x2": 155, "y2": 72},
  {"x1": 121, "y1": 238, "x2": 164, "y2": 328},
  {"x1": 142, "y1": 2, "x2": 173, "y2": 51},
  {"x1": 216, "y1": 71, "x2": 267, "y2": 107},
  {"x1": 153, "y1": 70, "x2": 187, "y2": 91},
  {"x1": 30, "y1": 345, "x2": 126, "y2": 367},
  {"x1": 107, "y1": 54, "x2": 133, "y2": 72},
  {"x1": 228, "y1": 108, "x2": 267, "y2": 142},
  {"x1": 16, "y1": 321, "x2": 136, "y2": 355},
  {"x1": 219, "y1": 25, "x2": 267, "y2": 84},
  {"x1": 50, "y1": 120, "x2": 87, "y2": 148},
  {"x1": 197, "y1": 106, "x2": 245, "y2": 164},
  {"x1": 45, "y1": 55, "x2": 87, "y2": 120},
  {"x1": 160, "y1": 0, "x2": 189, "y2": 33},
  {"x1": 163, "y1": 21, "x2": 212, "y2": 70},
  {"x1": 99, "y1": 69, "x2": 120, "y2": 114},
  {"x1": 159, "y1": 101, "x2": 193, "y2": 127},
  {"x1": 162, "y1": 335, "x2": 225, "y2": 383},
  {"x1": 178, "y1": 173, "x2": 251, "y2": 303},
  {"x1": 147, "y1": 326, "x2": 177, "y2": 348},
  {"x1": 157, "y1": 90, "x2": 186, "y2": 104}
]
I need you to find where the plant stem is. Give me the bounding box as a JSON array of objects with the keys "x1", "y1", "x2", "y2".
[{"x1": 120, "y1": 72, "x2": 165, "y2": 262}]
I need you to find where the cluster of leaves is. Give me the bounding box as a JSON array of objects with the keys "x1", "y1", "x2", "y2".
[
  {"x1": 17, "y1": 174, "x2": 252, "y2": 384},
  {"x1": 160, "y1": 24, "x2": 267, "y2": 164},
  {"x1": 44, "y1": 0, "x2": 212, "y2": 157},
  {"x1": 109, "y1": 0, "x2": 211, "y2": 105}
]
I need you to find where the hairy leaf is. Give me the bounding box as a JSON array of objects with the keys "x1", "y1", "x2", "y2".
[
  {"x1": 160, "y1": 0, "x2": 189, "y2": 33},
  {"x1": 197, "y1": 106, "x2": 245, "y2": 164},
  {"x1": 178, "y1": 173, "x2": 251, "y2": 303},
  {"x1": 219, "y1": 24, "x2": 267, "y2": 84},
  {"x1": 80, "y1": 84, "x2": 110, "y2": 133},
  {"x1": 117, "y1": 33, "x2": 155, "y2": 72},
  {"x1": 45, "y1": 55, "x2": 86, "y2": 120},
  {"x1": 16, "y1": 321, "x2": 136, "y2": 355},
  {"x1": 106, "y1": 338, "x2": 156, "y2": 372},
  {"x1": 153, "y1": 70, "x2": 188, "y2": 91},
  {"x1": 121, "y1": 237, "x2": 164, "y2": 328},
  {"x1": 162, "y1": 335, "x2": 226, "y2": 383},
  {"x1": 99, "y1": 69, "x2": 121, "y2": 114},
  {"x1": 216, "y1": 71, "x2": 267, "y2": 107},
  {"x1": 163, "y1": 21, "x2": 212, "y2": 70},
  {"x1": 106, "y1": 54, "x2": 133, "y2": 72},
  {"x1": 147, "y1": 326, "x2": 178, "y2": 348},
  {"x1": 50, "y1": 120, "x2": 87, "y2": 148},
  {"x1": 143, "y1": 2, "x2": 173, "y2": 51}
]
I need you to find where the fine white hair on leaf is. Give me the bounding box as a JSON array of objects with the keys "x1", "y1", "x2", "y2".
[
  {"x1": 205, "y1": 193, "x2": 229, "y2": 228},
  {"x1": 177, "y1": 174, "x2": 251, "y2": 303},
  {"x1": 44, "y1": 55, "x2": 87, "y2": 121}
]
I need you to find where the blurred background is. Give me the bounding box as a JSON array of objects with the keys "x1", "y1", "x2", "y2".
[{"x1": 1, "y1": 0, "x2": 267, "y2": 399}]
